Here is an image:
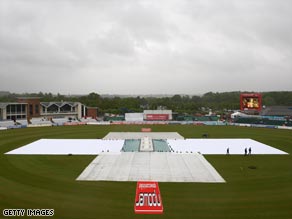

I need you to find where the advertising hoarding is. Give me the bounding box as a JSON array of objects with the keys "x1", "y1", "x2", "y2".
[
  {"x1": 134, "y1": 181, "x2": 163, "y2": 214},
  {"x1": 146, "y1": 114, "x2": 169, "y2": 121}
]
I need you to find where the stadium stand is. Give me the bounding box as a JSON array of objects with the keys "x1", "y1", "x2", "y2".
[
  {"x1": 176, "y1": 115, "x2": 219, "y2": 122},
  {"x1": 16, "y1": 119, "x2": 28, "y2": 125},
  {"x1": 0, "y1": 120, "x2": 15, "y2": 128},
  {"x1": 104, "y1": 116, "x2": 125, "y2": 121},
  {"x1": 52, "y1": 118, "x2": 71, "y2": 126},
  {"x1": 80, "y1": 117, "x2": 98, "y2": 123},
  {"x1": 261, "y1": 106, "x2": 292, "y2": 116},
  {"x1": 16, "y1": 119, "x2": 28, "y2": 127},
  {"x1": 30, "y1": 118, "x2": 52, "y2": 126},
  {"x1": 233, "y1": 117, "x2": 292, "y2": 127}
]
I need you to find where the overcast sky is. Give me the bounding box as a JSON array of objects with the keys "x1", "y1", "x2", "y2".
[{"x1": 0, "y1": 0, "x2": 291, "y2": 95}]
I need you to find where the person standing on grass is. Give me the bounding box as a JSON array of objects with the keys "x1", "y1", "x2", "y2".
[
  {"x1": 248, "y1": 147, "x2": 252, "y2": 155},
  {"x1": 244, "y1": 147, "x2": 247, "y2": 156},
  {"x1": 226, "y1": 147, "x2": 230, "y2": 155}
]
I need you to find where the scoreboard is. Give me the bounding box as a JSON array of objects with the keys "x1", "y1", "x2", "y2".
[{"x1": 240, "y1": 93, "x2": 262, "y2": 111}]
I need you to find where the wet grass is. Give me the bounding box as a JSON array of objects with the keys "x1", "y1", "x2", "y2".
[{"x1": 0, "y1": 125, "x2": 291, "y2": 218}]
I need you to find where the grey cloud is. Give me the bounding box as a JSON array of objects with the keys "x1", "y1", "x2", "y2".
[
  {"x1": 0, "y1": 0, "x2": 291, "y2": 94},
  {"x1": 92, "y1": 27, "x2": 136, "y2": 57}
]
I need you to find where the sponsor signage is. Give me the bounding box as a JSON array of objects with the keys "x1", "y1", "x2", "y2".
[
  {"x1": 146, "y1": 114, "x2": 169, "y2": 121},
  {"x1": 134, "y1": 181, "x2": 163, "y2": 214},
  {"x1": 141, "y1": 128, "x2": 152, "y2": 132}
]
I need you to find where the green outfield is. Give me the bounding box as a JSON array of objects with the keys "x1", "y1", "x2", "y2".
[{"x1": 1, "y1": 125, "x2": 292, "y2": 219}]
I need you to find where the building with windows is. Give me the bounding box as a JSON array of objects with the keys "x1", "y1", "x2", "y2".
[
  {"x1": 17, "y1": 97, "x2": 41, "y2": 119},
  {"x1": 0, "y1": 102, "x2": 27, "y2": 120},
  {"x1": 40, "y1": 102, "x2": 82, "y2": 119},
  {"x1": 0, "y1": 97, "x2": 98, "y2": 121}
]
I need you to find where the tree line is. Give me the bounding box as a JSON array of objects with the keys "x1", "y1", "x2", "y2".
[{"x1": 1, "y1": 91, "x2": 292, "y2": 115}]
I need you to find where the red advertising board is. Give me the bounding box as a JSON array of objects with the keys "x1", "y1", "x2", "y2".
[
  {"x1": 146, "y1": 114, "x2": 169, "y2": 121},
  {"x1": 141, "y1": 128, "x2": 152, "y2": 132},
  {"x1": 134, "y1": 181, "x2": 163, "y2": 214}
]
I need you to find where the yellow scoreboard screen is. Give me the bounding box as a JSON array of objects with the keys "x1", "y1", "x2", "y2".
[{"x1": 240, "y1": 93, "x2": 262, "y2": 111}]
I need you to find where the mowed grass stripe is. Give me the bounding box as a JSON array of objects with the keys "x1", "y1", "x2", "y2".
[{"x1": 0, "y1": 125, "x2": 291, "y2": 219}]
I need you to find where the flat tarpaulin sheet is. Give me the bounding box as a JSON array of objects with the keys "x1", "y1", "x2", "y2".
[
  {"x1": 5, "y1": 138, "x2": 287, "y2": 155},
  {"x1": 77, "y1": 152, "x2": 225, "y2": 183},
  {"x1": 5, "y1": 139, "x2": 124, "y2": 155},
  {"x1": 103, "y1": 132, "x2": 184, "y2": 140},
  {"x1": 167, "y1": 139, "x2": 288, "y2": 155}
]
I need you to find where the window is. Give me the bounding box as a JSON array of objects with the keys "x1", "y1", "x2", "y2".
[
  {"x1": 60, "y1": 104, "x2": 71, "y2": 112},
  {"x1": 29, "y1": 105, "x2": 33, "y2": 116},
  {"x1": 47, "y1": 104, "x2": 58, "y2": 113},
  {"x1": 35, "y1": 104, "x2": 39, "y2": 114}
]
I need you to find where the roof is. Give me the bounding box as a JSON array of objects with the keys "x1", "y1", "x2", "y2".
[
  {"x1": 40, "y1": 102, "x2": 80, "y2": 108},
  {"x1": 17, "y1": 97, "x2": 41, "y2": 100},
  {"x1": 261, "y1": 106, "x2": 292, "y2": 116},
  {"x1": 0, "y1": 103, "x2": 8, "y2": 109},
  {"x1": 143, "y1": 110, "x2": 172, "y2": 114}
]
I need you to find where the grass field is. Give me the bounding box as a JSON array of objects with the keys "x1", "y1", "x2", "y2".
[{"x1": 0, "y1": 125, "x2": 292, "y2": 219}]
